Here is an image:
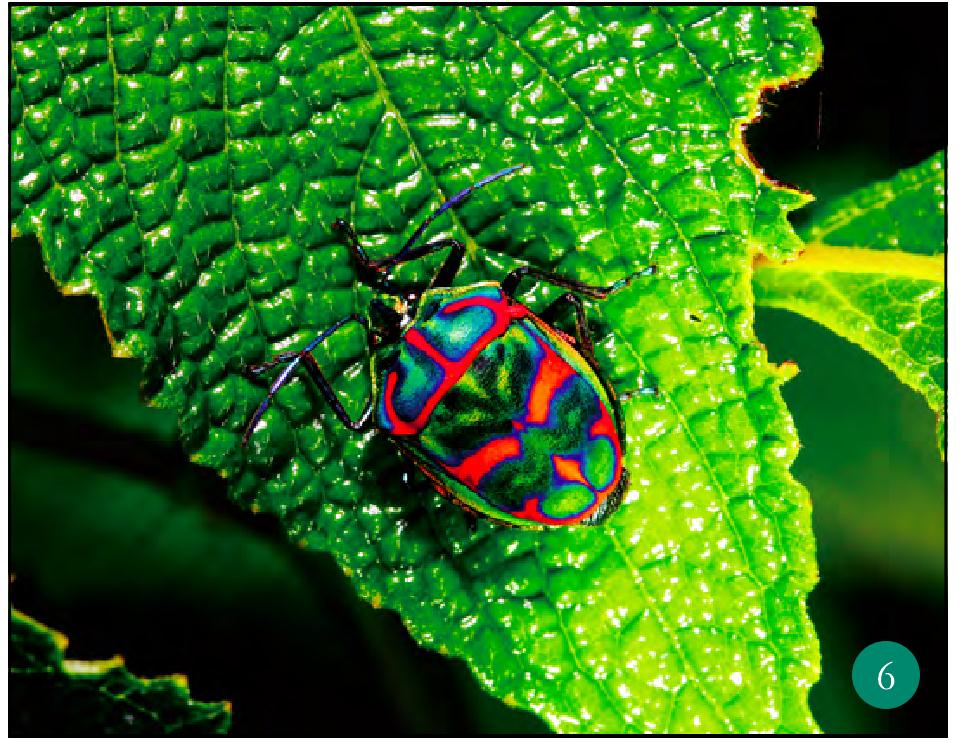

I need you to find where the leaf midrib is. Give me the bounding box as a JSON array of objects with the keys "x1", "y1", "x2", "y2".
[
  {"x1": 341, "y1": 4, "x2": 553, "y2": 711},
  {"x1": 342, "y1": 6, "x2": 489, "y2": 275}
]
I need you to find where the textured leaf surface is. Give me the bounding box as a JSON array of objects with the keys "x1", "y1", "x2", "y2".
[
  {"x1": 755, "y1": 153, "x2": 945, "y2": 453},
  {"x1": 10, "y1": 608, "x2": 231, "y2": 735},
  {"x1": 11, "y1": 6, "x2": 822, "y2": 732}
]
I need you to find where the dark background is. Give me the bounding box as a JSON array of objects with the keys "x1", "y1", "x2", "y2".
[{"x1": 10, "y1": 5, "x2": 945, "y2": 735}]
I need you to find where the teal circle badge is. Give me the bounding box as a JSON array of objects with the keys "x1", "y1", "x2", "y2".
[{"x1": 852, "y1": 641, "x2": 920, "y2": 709}]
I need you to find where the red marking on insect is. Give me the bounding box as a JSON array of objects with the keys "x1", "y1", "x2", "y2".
[
  {"x1": 589, "y1": 404, "x2": 617, "y2": 440},
  {"x1": 381, "y1": 371, "x2": 411, "y2": 434},
  {"x1": 552, "y1": 454, "x2": 591, "y2": 488},
  {"x1": 382, "y1": 294, "x2": 529, "y2": 436},
  {"x1": 447, "y1": 436, "x2": 522, "y2": 491},
  {"x1": 441, "y1": 328, "x2": 578, "y2": 491},
  {"x1": 525, "y1": 334, "x2": 575, "y2": 425}
]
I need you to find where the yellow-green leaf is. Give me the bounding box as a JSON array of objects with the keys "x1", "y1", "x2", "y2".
[{"x1": 754, "y1": 152, "x2": 945, "y2": 453}]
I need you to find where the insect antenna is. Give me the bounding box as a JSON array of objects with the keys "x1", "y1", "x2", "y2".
[{"x1": 385, "y1": 164, "x2": 523, "y2": 268}]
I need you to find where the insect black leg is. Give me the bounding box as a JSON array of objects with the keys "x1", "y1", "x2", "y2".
[
  {"x1": 502, "y1": 264, "x2": 657, "y2": 300},
  {"x1": 419, "y1": 239, "x2": 466, "y2": 289},
  {"x1": 379, "y1": 237, "x2": 466, "y2": 289},
  {"x1": 431, "y1": 241, "x2": 465, "y2": 288},
  {"x1": 539, "y1": 291, "x2": 601, "y2": 368},
  {"x1": 331, "y1": 218, "x2": 373, "y2": 271},
  {"x1": 536, "y1": 283, "x2": 659, "y2": 399},
  {"x1": 242, "y1": 314, "x2": 374, "y2": 446},
  {"x1": 297, "y1": 353, "x2": 374, "y2": 432},
  {"x1": 333, "y1": 223, "x2": 465, "y2": 292}
]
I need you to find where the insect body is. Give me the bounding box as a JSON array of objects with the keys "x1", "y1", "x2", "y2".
[
  {"x1": 243, "y1": 166, "x2": 655, "y2": 528},
  {"x1": 378, "y1": 283, "x2": 627, "y2": 526}
]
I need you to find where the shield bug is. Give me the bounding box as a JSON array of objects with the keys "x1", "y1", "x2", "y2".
[{"x1": 242, "y1": 166, "x2": 655, "y2": 527}]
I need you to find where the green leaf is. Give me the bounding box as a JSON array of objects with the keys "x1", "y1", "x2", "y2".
[
  {"x1": 754, "y1": 152, "x2": 945, "y2": 453},
  {"x1": 10, "y1": 607, "x2": 231, "y2": 735},
  {"x1": 11, "y1": 6, "x2": 822, "y2": 732}
]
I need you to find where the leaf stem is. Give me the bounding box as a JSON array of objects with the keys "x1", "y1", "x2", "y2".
[{"x1": 755, "y1": 244, "x2": 944, "y2": 283}]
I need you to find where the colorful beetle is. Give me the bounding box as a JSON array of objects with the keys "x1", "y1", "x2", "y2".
[{"x1": 242, "y1": 166, "x2": 655, "y2": 528}]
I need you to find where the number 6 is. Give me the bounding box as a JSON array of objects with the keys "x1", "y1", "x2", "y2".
[{"x1": 878, "y1": 661, "x2": 895, "y2": 690}]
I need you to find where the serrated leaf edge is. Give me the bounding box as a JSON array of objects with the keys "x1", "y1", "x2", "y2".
[{"x1": 10, "y1": 608, "x2": 233, "y2": 718}]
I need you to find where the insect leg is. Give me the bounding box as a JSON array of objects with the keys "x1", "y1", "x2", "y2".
[
  {"x1": 332, "y1": 227, "x2": 465, "y2": 293},
  {"x1": 331, "y1": 218, "x2": 372, "y2": 269},
  {"x1": 242, "y1": 314, "x2": 373, "y2": 445},
  {"x1": 377, "y1": 237, "x2": 466, "y2": 289},
  {"x1": 297, "y1": 354, "x2": 374, "y2": 432},
  {"x1": 539, "y1": 291, "x2": 600, "y2": 368},
  {"x1": 538, "y1": 289, "x2": 658, "y2": 399}
]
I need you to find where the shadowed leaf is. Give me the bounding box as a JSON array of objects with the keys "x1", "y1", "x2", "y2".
[{"x1": 10, "y1": 608, "x2": 231, "y2": 735}]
